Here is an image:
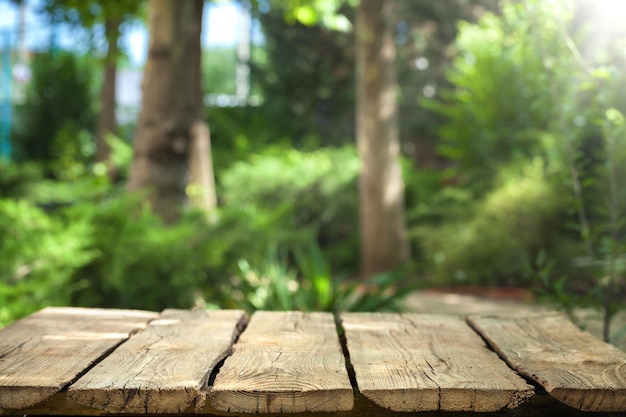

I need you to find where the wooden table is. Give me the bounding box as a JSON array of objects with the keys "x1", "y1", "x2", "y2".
[{"x1": 0, "y1": 307, "x2": 625, "y2": 416}]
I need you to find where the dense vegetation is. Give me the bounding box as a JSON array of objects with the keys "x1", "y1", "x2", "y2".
[{"x1": 1, "y1": 0, "x2": 625, "y2": 342}]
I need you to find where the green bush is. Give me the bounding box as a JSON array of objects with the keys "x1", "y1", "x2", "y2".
[
  {"x1": 11, "y1": 51, "x2": 98, "y2": 168},
  {"x1": 0, "y1": 146, "x2": 362, "y2": 321},
  {"x1": 0, "y1": 148, "x2": 358, "y2": 322},
  {"x1": 0, "y1": 145, "x2": 381, "y2": 321},
  {"x1": 217, "y1": 146, "x2": 360, "y2": 271},
  {"x1": 0, "y1": 199, "x2": 94, "y2": 326},
  {"x1": 411, "y1": 0, "x2": 626, "y2": 341},
  {"x1": 65, "y1": 194, "x2": 223, "y2": 311},
  {"x1": 0, "y1": 164, "x2": 230, "y2": 321},
  {"x1": 0, "y1": 160, "x2": 43, "y2": 198},
  {"x1": 420, "y1": 1, "x2": 560, "y2": 188},
  {"x1": 218, "y1": 243, "x2": 410, "y2": 313},
  {"x1": 416, "y1": 159, "x2": 570, "y2": 286}
]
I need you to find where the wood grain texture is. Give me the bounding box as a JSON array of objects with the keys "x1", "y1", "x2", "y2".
[
  {"x1": 210, "y1": 311, "x2": 353, "y2": 413},
  {"x1": 468, "y1": 312, "x2": 626, "y2": 412},
  {"x1": 67, "y1": 309, "x2": 247, "y2": 414},
  {"x1": 341, "y1": 312, "x2": 534, "y2": 412},
  {"x1": 0, "y1": 307, "x2": 157, "y2": 410}
]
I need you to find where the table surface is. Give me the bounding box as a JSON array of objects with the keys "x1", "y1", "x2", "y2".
[{"x1": 0, "y1": 307, "x2": 625, "y2": 415}]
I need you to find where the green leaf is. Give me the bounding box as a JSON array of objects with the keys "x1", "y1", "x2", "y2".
[
  {"x1": 605, "y1": 108, "x2": 625, "y2": 126},
  {"x1": 591, "y1": 67, "x2": 612, "y2": 80},
  {"x1": 294, "y1": 5, "x2": 318, "y2": 26}
]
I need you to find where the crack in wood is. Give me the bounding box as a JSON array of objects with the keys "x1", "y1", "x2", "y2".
[
  {"x1": 0, "y1": 339, "x2": 28, "y2": 361},
  {"x1": 334, "y1": 313, "x2": 359, "y2": 393}
]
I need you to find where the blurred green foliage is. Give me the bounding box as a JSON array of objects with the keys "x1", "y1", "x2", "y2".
[
  {"x1": 11, "y1": 52, "x2": 98, "y2": 171},
  {"x1": 3, "y1": 0, "x2": 626, "y2": 341},
  {"x1": 0, "y1": 198, "x2": 95, "y2": 326},
  {"x1": 419, "y1": 0, "x2": 626, "y2": 340},
  {"x1": 0, "y1": 159, "x2": 223, "y2": 325},
  {"x1": 65, "y1": 195, "x2": 220, "y2": 310},
  {"x1": 217, "y1": 146, "x2": 360, "y2": 269},
  {"x1": 0, "y1": 145, "x2": 366, "y2": 325},
  {"x1": 394, "y1": 0, "x2": 499, "y2": 155},
  {"x1": 421, "y1": 3, "x2": 553, "y2": 186},
  {"x1": 252, "y1": 5, "x2": 355, "y2": 146},
  {"x1": 414, "y1": 1, "x2": 573, "y2": 284},
  {"x1": 203, "y1": 47, "x2": 237, "y2": 96},
  {"x1": 416, "y1": 159, "x2": 569, "y2": 286},
  {"x1": 0, "y1": 160, "x2": 43, "y2": 198},
  {"x1": 218, "y1": 243, "x2": 409, "y2": 313}
]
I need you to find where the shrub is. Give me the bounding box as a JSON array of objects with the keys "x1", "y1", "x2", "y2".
[
  {"x1": 0, "y1": 146, "x2": 363, "y2": 320},
  {"x1": 420, "y1": 1, "x2": 565, "y2": 189},
  {"x1": 416, "y1": 159, "x2": 570, "y2": 287},
  {"x1": 0, "y1": 199, "x2": 94, "y2": 326},
  {"x1": 0, "y1": 160, "x2": 43, "y2": 198},
  {"x1": 217, "y1": 243, "x2": 410, "y2": 313},
  {"x1": 11, "y1": 51, "x2": 97, "y2": 168},
  {"x1": 217, "y1": 146, "x2": 360, "y2": 271},
  {"x1": 65, "y1": 194, "x2": 223, "y2": 311}
]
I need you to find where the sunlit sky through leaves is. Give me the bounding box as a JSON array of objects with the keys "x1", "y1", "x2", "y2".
[
  {"x1": 592, "y1": 0, "x2": 626, "y2": 25},
  {"x1": 0, "y1": 0, "x2": 623, "y2": 66},
  {"x1": 0, "y1": 0, "x2": 260, "y2": 66}
]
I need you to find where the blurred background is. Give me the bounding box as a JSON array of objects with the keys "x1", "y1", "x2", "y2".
[{"x1": 0, "y1": 0, "x2": 625, "y2": 345}]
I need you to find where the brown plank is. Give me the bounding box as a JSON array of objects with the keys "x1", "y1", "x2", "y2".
[
  {"x1": 67, "y1": 309, "x2": 247, "y2": 414},
  {"x1": 210, "y1": 311, "x2": 354, "y2": 413},
  {"x1": 468, "y1": 312, "x2": 626, "y2": 412},
  {"x1": 0, "y1": 307, "x2": 157, "y2": 411},
  {"x1": 341, "y1": 312, "x2": 534, "y2": 412}
]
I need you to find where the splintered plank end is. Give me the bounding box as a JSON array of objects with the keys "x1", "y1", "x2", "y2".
[
  {"x1": 210, "y1": 311, "x2": 354, "y2": 413},
  {"x1": 468, "y1": 312, "x2": 626, "y2": 412}
]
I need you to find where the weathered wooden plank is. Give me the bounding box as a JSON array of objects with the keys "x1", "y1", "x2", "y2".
[
  {"x1": 468, "y1": 312, "x2": 626, "y2": 412},
  {"x1": 0, "y1": 307, "x2": 157, "y2": 411},
  {"x1": 67, "y1": 309, "x2": 247, "y2": 414},
  {"x1": 341, "y1": 312, "x2": 534, "y2": 412},
  {"x1": 210, "y1": 311, "x2": 354, "y2": 413},
  {"x1": 0, "y1": 392, "x2": 597, "y2": 417}
]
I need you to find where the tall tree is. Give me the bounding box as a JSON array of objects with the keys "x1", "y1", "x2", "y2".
[
  {"x1": 40, "y1": 0, "x2": 143, "y2": 178},
  {"x1": 127, "y1": 0, "x2": 208, "y2": 223},
  {"x1": 356, "y1": 0, "x2": 409, "y2": 276}
]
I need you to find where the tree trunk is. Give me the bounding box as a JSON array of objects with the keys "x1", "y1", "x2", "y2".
[
  {"x1": 127, "y1": 0, "x2": 205, "y2": 223},
  {"x1": 356, "y1": 0, "x2": 409, "y2": 277},
  {"x1": 95, "y1": 18, "x2": 120, "y2": 178},
  {"x1": 187, "y1": 1, "x2": 217, "y2": 216},
  {"x1": 188, "y1": 121, "x2": 217, "y2": 213}
]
